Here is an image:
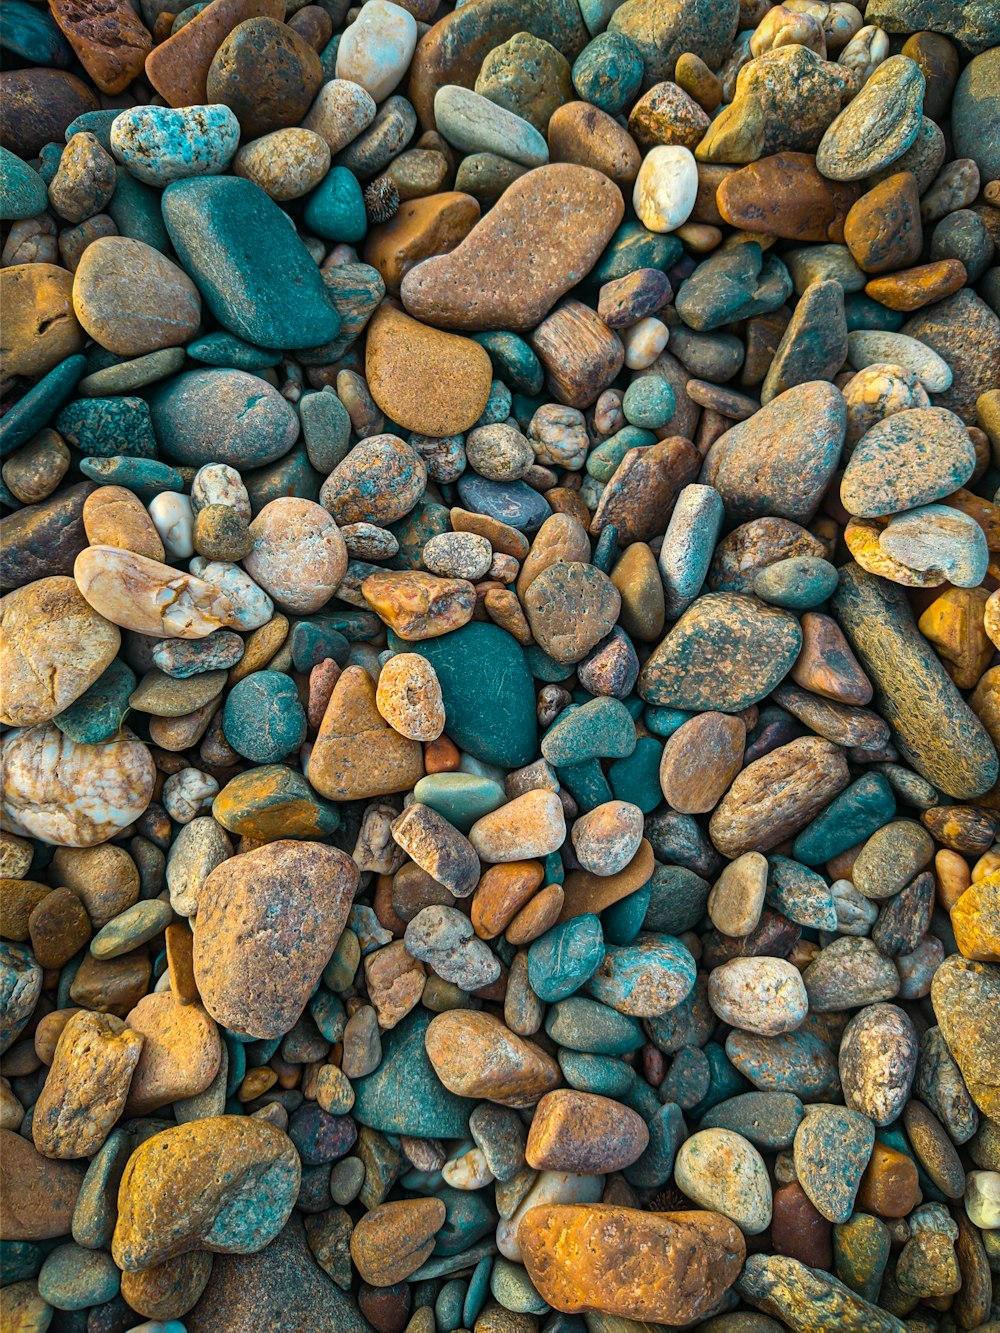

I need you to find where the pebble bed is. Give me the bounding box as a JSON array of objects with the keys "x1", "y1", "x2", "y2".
[{"x1": 1, "y1": 0, "x2": 1000, "y2": 1330}]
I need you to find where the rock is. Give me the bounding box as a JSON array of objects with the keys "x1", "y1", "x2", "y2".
[
  {"x1": 674, "y1": 1128, "x2": 772, "y2": 1234},
  {"x1": 547, "y1": 101, "x2": 642, "y2": 187},
  {"x1": 31, "y1": 1010, "x2": 142, "y2": 1158},
  {"x1": 519, "y1": 1203, "x2": 745, "y2": 1325},
  {"x1": 633, "y1": 145, "x2": 697, "y2": 232},
  {"x1": 243, "y1": 497, "x2": 347, "y2": 614},
  {"x1": 523, "y1": 561, "x2": 620, "y2": 664},
  {"x1": 321, "y1": 434, "x2": 426, "y2": 526},
  {"x1": 952, "y1": 47, "x2": 1000, "y2": 181},
  {"x1": 391, "y1": 805, "x2": 480, "y2": 898},
  {"x1": 1, "y1": 69, "x2": 98, "y2": 160},
  {"x1": 308, "y1": 665, "x2": 424, "y2": 800},
  {"x1": 902, "y1": 289, "x2": 1000, "y2": 424},
  {"x1": 477, "y1": 30, "x2": 572, "y2": 132},
  {"x1": 122, "y1": 992, "x2": 219, "y2": 1115},
  {"x1": 1, "y1": 724, "x2": 154, "y2": 847},
  {"x1": 839, "y1": 1004, "x2": 918, "y2": 1126},
  {"x1": 737, "y1": 1252, "x2": 904, "y2": 1332},
  {"x1": 701, "y1": 381, "x2": 845, "y2": 524},
  {"x1": 844, "y1": 172, "x2": 923, "y2": 274},
  {"x1": 233, "y1": 127, "x2": 330, "y2": 201},
  {"x1": 0, "y1": 1129, "x2": 86, "y2": 1239},
  {"x1": 351, "y1": 1197, "x2": 445, "y2": 1288},
  {"x1": 72, "y1": 237, "x2": 199, "y2": 357},
  {"x1": 435, "y1": 84, "x2": 549, "y2": 167},
  {"x1": 366, "y1": 305, "x2": 492, "y2": 436},
  {"x1": 424, "y1": 1010, "x2": 560, "y2": 1107},
  {"x1": 363, "y1": 570, "x2": 475, "y2": 640},
  {"x1": 1, "y1": 263, "x2": 85, "y2": 391},
  {"x1": 526, "y1": 1089, "x2": 648, "y2": 1172},
  {"x1": 335, "y1": 0, "x2": 417, "y2": 104},
  {"x1": 840, "y1": 407, "x2": 975, "y2": 517},
  {"x1": 932, "y1": 954, "x2": 1000, "y2": 1119},
  {"x1": 162, "y1": 175, "x2": 340, "y2": 350},
  {"x1": 0, "y1": 576, "x2": 119, "y2": 728},
  {"x1": 375, "y1": 653, "x2": 444, "y2": 740},
  {"x1": 400, "y1": 164, "x2": 623, "y2": 331},
  {"x1": 353, "y1": 1008, "x2": 476, "y2": 1138},
  {"x1": 717, "y1": 153, "x2": 859, "y2": 243},
  {"x1": 206, "y1": 16, "x2": 322, "y2": 139},
  {"x1": 708, "y1": 958, "x2": 808, "y2": 1036},
  {"x1": 113, "y1": 1116, "x2": 300, "y2": 1270},
  {"x1": 144, "y1": 0, "x2": 285, "y2": 106},
  {"x1": 817, "y1": 55, "x2": 926, "y2": 182},
  {"x1": 108, "y1": 104, "x2": 239, "y2": 187},
  {"x1": 469, "y1": 791, "x2": 566, "y2": 862},
  {"x1": 193, "y1": 839, "x2": 357, "y2": 1039},
  {"x1": 794, "y1": 1106, "x2": 875, "y2": 1224}
]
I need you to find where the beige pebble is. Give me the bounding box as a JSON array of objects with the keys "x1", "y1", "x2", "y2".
[
  {"x1": 74, "y1": 545, "x2": 239, "y2": 638},
  {"x1": 375, "y1": 653, "x2": 445, "y2": 740}
]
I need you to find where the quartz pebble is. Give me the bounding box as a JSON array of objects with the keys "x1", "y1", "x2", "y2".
[{"x1": 1, "y1": 5, "x2": 998, "y2": 1328}]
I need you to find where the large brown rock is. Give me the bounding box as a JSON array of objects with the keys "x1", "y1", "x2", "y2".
[
  {"x1": 193, "y1": 840, "x2": 357, "y2": 1039},
  {"x1": 399, "y1": 165, "x2": 623, "y2": 332},
  {"x1": 425, "y1": 1010, "x2": 561, "y2": 1107},
  {"x1": 0, "y1": 264, "x2": 85, "y2": 392},
  {"x1": 0, "y1": 483, "x2": 94, "y2": 591},
  {"x1": 50, "y1": 0, "x2": 152, "y2": 95},
  {"x1": 717, "y1": 154, "x2": 860, "y2": 243},
  {"x1": 0, "y1": 69, "x2": 98, "y2": 158},
  {"x1": 0, "y1": 1129, "x2": 87, "y2": 1239},
  {"x1": 590, "y1": 436, "x2": 700, "y2": 544},
  {"x1": 124, "y1": 993, "x2": 221, "y2": 1115},
  {"x1": 145, "y1": 0, "x2": 284, "y2": 106},
  {"x1": 519, "y1": 1204, "x2": 746, "y2": 1324}
]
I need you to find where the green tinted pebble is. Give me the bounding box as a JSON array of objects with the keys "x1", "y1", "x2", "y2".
[
  {"x1": 0, "y1": 1242, "x2": 45, "y2": 1284},
  {"x1": 309, "y1": 989, "x2": 346, "y2": 1043},
  {"x1": 57, "y1": 396, "x2": 156, "y2": 458},
  {"x1": 433, "y1": 1185, "x2": 496, "y2": 1256},
  {"x1": 347, "y1": 904, "x2": 391, "y2": 954},
  {"x1": 436, "y1": 1279, "x2": 467, "y2": 1330},
  {"x1": 675, "y1": 244, "x2": 793, "y2": 332},
  {"x1": 555, "y1": 758, "x2": 613, "y2": 811},
  {"x1": 244, "y1": 445, "x2": 323, "y2": 514},
  {"x1": 162, "y1": 175, "x2": 341, "y2": 349},
  {"x1": 587, "y1": 426, "x2": 656, "y2": 482},
  {"x1": 608, "y1": 736, "x2": 663, "y2": 813},
  {"x1": 0, "y1": 355, "x2": 86, "y2": 458},
  {"x1": 491, "y1": 1257, "x2": 549, "y2": 1315},
  {"x1": 303, "y1": 165, "x2": 367, "y2": 243},
  {"x1": 90, "y1": 900, "x2": 172, "y2": 959},
  {"x1": 469, "y1": 1104, "x2": 527, "y2": 1183},
  {"x1": 753, "y1": 556, "x2": 839, "y2": 609},
  {"x1": 300, "y1": 389, "x2": 353, "y2": 474},
  {"x1": 621, "y1": 376, "x2": 676, "y2": 429},
  {"x1": 766, "y1": 856, "x2": 837, "y2": 930},
  {"x1": 544, "y1": 996, "x2": 645, "y2": 1054},
  {"x1": 38, "y1": 1243, "x2": 120, "y2": 1311},
  {"x1": 53, "y1": 659, "x2": 136, "y2": 744},
  {"x1": 738, "y1": 1253, "x2": 900, "y2": 1331},
  {"x1": 352, "y1": 1009, "x2": 476, "y2": 1138},
  {"x1": 106, "y1": 171, "x2": 170, "y2": 251},
  {"x1": 699, "y1": 1091, "x2": 805, "y2": 1151},
  {"x1": 0, "y1": 145, "x2": 50, "y2": 220},
  {"x1": 792, "y1": 773, "x2": 896, "y2": 865},
  {"x1": 79, "y1": 456, "x2": 185, "y2": 495},
  {"x1": 319, "y1": 32, "x2": 339, "y2": 77},
  {"x1": 543, "y1": 851, "x2": 564, "y2": 886},
  {"x1": 290, "y1": 621, "x2": 350, "y2": 673},
  {"x1": 389, "y1": 622, "x2": 537, "y2": 768},
  {"x1": 475, "y1": 380, "x2": 513, "y2": 428},
  {"x1": 149, "y1": 368, "x2": 299, "y2": 471},
  {"x1": 726, "y1": 1029, "x2": 840, "y2": 1100},
  {"x1": 323, "y1": 931, "x2": 360, "y2": 993},
  {"x1": 224, "y1": 1036, "x2": 246, "y2": 1094},
  {"x1": 464, "y1": 1256, "x2": 493, "y2": 1327},
  {"x1": 541, "y1": 696, "x2": 637, "y2": 765},
  {"x1": 222, "y1": 672, "x2": 307, "y2": 764},
  {"x1": 64, "y1": 109, "x2": 118, "y2": 148},
  {"x1": 412, "y1": 773, "x2": 507, "y2": 834},
  {"x1": 2, "y1": 0, "x2": 72, "y2": 66},
  {"x1": 643, "y1": 864, "x2": 710, "y2": 934},
  {"x1": 591, "y1": 523, "x2": 618, "y2": 575},
  {"x1": 601, "y1": 884, "x2": 651, "y2": 946},
  {"x1": 558, "y1": 1049, "x2": 635, "y2": 1097},
  {"x1": 643, "y1": 706, "x2": 695, "y2": 738},
  {"x1": 172, "y1": 1, "x2": 209, "y2": 31},
  {"x1": 660, "y1": 1045, "x2": 711, "y2": 1110},
  {"x1": 590, "y1": 219, "x2": 682, "y2": 286},
  {"x1": 471, "y1": 332, "x2": 544, "y2": 395},
  {"x1": 833, "y1": 1212, "x2": 892, "y2": 1303},
  {"x1": 77, "y1": 348, "x2": 186, "y2": 397},
  {"x1": 689, "y1": 1041, "x2": 752, "y2": 1119},
  {"x1": 528, "y1": 914, "x2": 606, "y2": 1003},
  {"x1": 587, "y1": 937, "x2": 697, "y2": 1016},
  {"x1": 572, "y1": 30, "x2": 644, "y2": 114},
  {"x1": 843, "y1": 292, "x2": 906, "y2": 332},
  {"x1": 187, "y1": 331, "x2": 282, "y2": 370},
  {"x1": 624, "y1": 1100, "x2": 687, "y2": 1188},
  {"x1": 524, "y1": 646, "x2": 577, "y2": 682}
]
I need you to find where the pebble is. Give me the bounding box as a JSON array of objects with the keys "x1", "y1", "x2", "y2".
[
  {"x1": 675, "y1": 1127, "x2": 773, "y2": 1234},
  {"x1": 336, "y1": 1, "x2": 417, "y2": 105},
  {"x1": 109, "y1": 104, "x2": 240, "y2": 186},
  {"x1": 632, "y1": 145, "x2": 697, "y2": 233}
]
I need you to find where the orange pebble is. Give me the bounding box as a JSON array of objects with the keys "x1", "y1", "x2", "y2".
[{"x1": 424, "y1": 735, "x2": 461, "y2": 772}]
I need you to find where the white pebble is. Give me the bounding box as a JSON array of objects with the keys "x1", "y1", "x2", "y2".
[
  {"x1": 190, "y1": 463, "x2": 251, "y2": 519},
  {"x1": 189, "y1": 557, "x2": 274, "y2": 630},
  {"x1": 162, "y1": 767, "x2": 219, "y2": 823},
  {"x1": 633, "y1": 145, "x2": 698, "y2": 233},
  {"x1": 965, "y1": 1170, "x2": 1000, "y2": 1230},
  {"x1": 336, "y1": 0, "x2": 417, "y2": 103},
  {"x1": 621, "y1": 317, "x2": 670, "y2": 369},
  {"x1": 148, "y1": 492, "x2": 193, "y2": 559},
  {"x1": 442, "y1": 1146, "x2": 495, "y2": 1190}
]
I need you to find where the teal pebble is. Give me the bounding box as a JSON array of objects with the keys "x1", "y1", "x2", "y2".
[
  {"x1": 388, "y1": 498, "x2": 450, "y2": 570},
  {"x1": 412, "y1": 773, "x2": 507, "y2": 833},
  {"x1": 436, "y1": 1279, "x2": 467, "y2": 1331},
  {"x1": 590, "y1": 219, "x2": 682, "y2": 286},
  {"x1": 90, "y1": 900, "x2": 173, "y2": 959},
  {"x1": 172, "y1": 0, "x2": 210, "y2": 31},
  {"x1": 352, "y1": 1009, "x2": 476, "y2": 1138},
  {"x1": 844, "y1": 291, "x2": 906, "y2": 332},
  {"x1": 766, "y1": 856, "x2": 837, "y2": 930},
  {"x1": 572, "y1": 32, "x2": 644, "y2": 116},
  {"x1": 0, "y1": 1241, "x2": 45, "y2": 1283},
  {"x1": 792, "y1": 772, "x2": 896, "y2": 865},
  {"x1": 558, "y1": 1049, "x2": 635, "y2": 1097},
  {"x1": 347, "y1": 903, "x2": 390, "y2": 954},
  {"x1": 37, "y1": 141, "x2": 63, "y2": 186},
  {"x1": 624, "y1": 1101, "x2": 687, "y2": 1188},
  {"x1": 78, "y1": 456, "x2": 184, "y2": 495},
  {"x1": 608, "y1": 735, "x2": 663, "y2": 812},
  {"x1": 587, "y1": 937, "x2": 696, "y2": 1013},
  {"x1": 524, "y1": 645, "x2": 577, "y2": 682},
  {"x1": 699, "y1": 1091, "x2": 804, "y2": 1151},
  {"x1": 726, "y1": 1028, "x2": 838, "y2": 1099},
  {"x1": 753, "y1": 555, "x2": 839, "y2": 609},
  {"x1": 591, "y1": 523, "x2": 618, "y2": 574},
  {"x1": 54, "y1": 659, "x2": 136, "y2": 744},
  {"x1": 557, "y1": 758, "x2": 612, "y2": 812},
  {"x1": 689, "y1": 1040, "x2": 752, "y2": 1118},
  {"x1": 148, "y1": 368, "x2": 298, "y2": 470},
  {"x1": 303, "y1": 164, "x2": 368, "y2": 243},
  {"x1": 545, "y1": 995, "x2": 644, "y2": 1054},
  {"x1": 528, "y1": 914, "x2": 606, "y2": 1003},
  {"x1": 187, "y1": 331, "x2": 282, "y2": 370},
  {"x1": 322, "y1": 932, "x2": 360, "y2": 993},
  {"x1": 57, "y1": 396, "x2": 157, "y2": 459},
  {"x1": 1, "y1": 0, "x2": 72, "y2": 65},
  {"x1": 510, "y1": 392, "x2": 546, "y2": 431},
  {"x1": 622, "y1": 376, "x2": 676, "y2": 430},
  {"x1": 389, "y1": 621, "x2": 537, "y2": 768},
  {"x1": 223, "y1": 672, "x2": 306, "y2": 763},
  {"x1": 463, "y1": 1256, "x2": 493, "y2": 1327},
  {"x1": 225, "y1": 1034, "x2": 247, "y2": 1094},
  {"x1": 309, "y1": 988, "x2": 346, "y2": 1042},
  {"x1": 319, "y1": 32, "x2": 340, "y2": 78},
  {"x1": 64, "y1": 109, "x2": 119, "y2": 149},
  {"x1": 38, "y1": 1243, "x2": 120, "y2": 1311},
  {"x1": 107, "y1": 171, "x2": 170, "y2": 251},
  {"x1": 475, "y1": 379, "x2": 513, "y2": 429},
  {"x1": 433, "y1": 1186, "x2": 495, "y2": 1256},
  {"x1": 587, "y1": 426, "x2": 655, "y2": 482},
  {"x1": 660, "y1": 1044, "x2": 710, "y2": 1108},
  {"x1": 601, "y1": 884, "x2": 651, "y2": 946},
  {"x1": 541, "y1": 696, "x2": 637, "y2": 764},
  {"x1": 472, "y1": 332, "x2": 544, "y2": 395},
  {"x1": 245, "y1": 444, "x2": 323, "y2": 514},
  {"x1": 643, "y1": 705, "x2": 696, "y2": 738},
  {"x1": 543, "y1": 850, "x2": 564, "y2": 885},
  {"x1": 162, "y1": 174, "x2": 342, "y2": 350},
  {"x1": 290, "y1": 620, "x2": 351, "y2": 672},
  {"x1": 491, "y1": 1257, "x2": 549, "y2": 1314},
  {"x1": 300, "y1": 388, "x2": 353, "y2": 473},
  {"x1": 0, "y1": 355, "x2": 86, "y2": 457},
  {"x1": 0, "y1": 145, "x2": 48, "y2": 221}
]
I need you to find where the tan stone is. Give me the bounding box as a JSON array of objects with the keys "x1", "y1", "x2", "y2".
[
  {"x1": 51, "y1": 844, "x2": 139, "y2": 927},
  {"x1": 375, "y1": 653, "x2": 445, "y2": 741},
  {"x1": 243, "y1": 497, "x2": 347, "y2": 615},
  {"x1": 308, "y1": 665, "x2": 424, "y2": 801},
  {"x1": 558, "y1": 838, "x2": 655, "y2": 922},
  {"x1": 74, "y1": 545, "x2": 238, "y2": 638},
  {"x1": 425, "y1": 1009, "x2": 560, "y2": 1107},
  {"x1": 658, "y1": 712, "x2": 746, "y2": 814},
  {"x1": 364, "y1": 940, "x2": 426, "y2": 1030},
  {"x1": 0, "y1": 1129, "x2": 86, "y2": 1239},
  {"x1": 472, "y1": 861, "x2": 545, "y2": 939},
  {"x1": 32, "y1": 1009, "x2": 143, "y2": 1158},
  {"x1": 350, "y1": 1198, "x2": 446, "y2": 1286},
  {"x1": 526, "y1": 1089, "x2": 648, "y2": 1173},
  {"x1": 124, "y1": 993, "x2": 221, "y2": 1115},
  {"x1": 362, "y1": 570, "x2": 476, "y2": 640},
  {"x1": 50, "y1": 0, "x2": 152, "y2": 95},
  {"x1": 0, "y1": 263, "x2": 84, "y2": 392},
  {"x1": 363, "y1": 192, "x2": 481, "y2": 293},
  {"x1": 83, "y1": 485, "x2": 165, "y2": 560},
  {"x1": 72, "y1": 237, "x2": 200, "y2": 356},
  {"x1": 548, "y1": 101, "x2": 642, "y2": 187}
]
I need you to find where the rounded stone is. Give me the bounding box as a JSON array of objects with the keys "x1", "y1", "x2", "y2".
[
  {"x1": 375, "y1": 653, "x2": 445, "y2": 741},
  {"x1": 244, "y1": 497, "x2": 347, "y2": 614},
  {"x1": 206, "y1": 17, "x2": 323, "y2": 140},
  {"x1": 839, "y1": 1003, "x2": 918, "y2": 1126},
  {"x1": 109, "y1": 103, "x2": 240, "y2": 187},
  {"x1": 72, "y1": 236, "x2": 200, "y2": 356},
  {"x1": 708, "y1": 958, "x2": 809, "y2": 1037},
  {"x1": 233, "y1": 127, "x2": 331, "y2": 201},
  {"x1": 674, "y1": 1128, "x2": 773, "y2": 1235},
  {"x1": 633, "y1": 145, "x2": 697, "y2": 232},
  {"x1": 148, "y1": 369, "x2": 299, "y2": 471},
  {"x1": 321, "y1": 434, "x2": 427, "y2": 526}
]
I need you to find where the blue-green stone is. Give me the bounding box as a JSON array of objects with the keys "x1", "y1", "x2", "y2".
[
  {"x1": 844, "y1": 291, "x2": 906, "y2": 332},
  {"x1": 78, "y1": 456, "x2": 184, "y2": 495},
  {"x1": 107, "y1": 171, "x2": 170, "y2": 251},
  {"x1": 54, "y1": 659, "x2": 136, "y2": 744},
  {"x1": 541, "y1": 696, "x2": 636, "y2": 764},
  {"x1": 290, "y1": 620, "x2": 351, "y2": 673},
  {"x1": 222, "y1": 672, "x2": 306, "y2": 764},
  {"x1": 608, "y1": 736, "x2": 663, "y2": 812},
  {"x1": 388, "y1": 499, "x2": 450, "y2": 571},
  {"x1": 64, "y1": 109, "x2": 119, "y2": 148},
  {"x1": 556, "y1": 758, "x2": 613, "y2": 812},
  {"x1": 623, "y1": 1100, "x2": 686, "y2": 1187},
  {"x1": 572, "y1": 31, "x2": 644, "y2": 115},
  {"x1": 1, "y1": 0, "x2": 72, "y2": 65},
  {"x1": 544, "y1": 996, "x2": 645, "y2": 1054},
  {"x1": 57, "y1": 396, "x2": 156, "y2": 458},
  {"x1": 303, "y1": 165, "x2": 367, "y2": 243},
  {"x1": 644, "y1": 864, "x2": 710, "y2": 934},
  {"x1": 792, "y1": 773, "x2": 896, "y2": 865},
  {"x1": 0, "y1": 145, "x2": 48, "y2": 222},
  {"x1": 352, "y1": 1009, "x2": 476, "y2": 1138},
  {"x1": 431, "y1": 1185, "x2": 495, "y2": 1256},
  {"x1": 412, "y1": 773, "x2": 507, "y2": 833},
  {"x1": 187, "y1": 331, "x2": 282, "y2": 370},
  {"x1": 589, "y1": 219, "x2": 682, "y2": 286},
  {"x1": 558, "y1": 1049, "x2": 635, "y2": 1097},
  {"x1": 471, "y1": 331, "x2": 544, "y2": 394},
  {"x1": 601, "y1": 884, "x2": 651, "y2": 946},
  {"x1": 528, "y1": 914, "x2": 606, "y2": 1003},
  {"x1": 587, "y1": 426, "x2": 655, "y2": 482},
  {"x1": 0, "y1": 355, "x2": 86, "y2": 457},
  {"x1": 753, "y1": 555, "x2": 839, "y2": 609},
  {"x1": 38, "y1": 1244, "x2": 119, "y2": 1311},
  {"x1": 643, "y1": 705, "x2": 695, "y2": 737}
]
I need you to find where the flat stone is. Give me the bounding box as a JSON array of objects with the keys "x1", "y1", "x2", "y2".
[
  {"x1": 400, "y1": 164, "x2": 623, "y2": 331},
  {"x1": 817, "y1": 55, "x2": 926, "y2": 182},
  {"x1": 308, "y1": 664, "x2": 424, "y2": 801},
  {"x1": 840, "y1": 407, "x2": 976, "y2": 517},
  {"x1": 366, "y1": 305, "x2": 491, "y2": 436}
]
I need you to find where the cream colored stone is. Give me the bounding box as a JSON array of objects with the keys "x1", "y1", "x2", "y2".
[
  {"x1": 74, "y1": 545, "x2": 239, "y2": 638},
  {"x1": 633, "y1": 146, "x2": 698, "y2": 233}
]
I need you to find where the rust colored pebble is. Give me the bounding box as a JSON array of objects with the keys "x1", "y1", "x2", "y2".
[
  {"x1": 349, "y1": 1197, "x2": 446, "y2": 1287},
  {"x1": 49, "y1": 0, "x2": 152, "y2": 95},
  {"x1": 557, "y1": 838, "x2": 655, "y2": 923},
  {"x1": 855, "y1": 1141, "x2": 922, "y2": 1218},
  {"x1": 864, "y1": 259, "x2": 968, "y2": 312},
  {"x1": 423, "y1": 735, "x2": 462, "y2": 772},
  {"x1": 525, "y1": 1089, "x2": 649, "y2": 1173},
  {"x1": 770, "y1": 1181, "x2": 833, "y2": 1269},
  {"x1": 658, "y1": 712, "x2": 746, "y2": 814},
  {"x1": 518, "y1": 1204, "x2": 746, "y2": 1326},
  {"x1": 716, "y1": 153, "x2": 861, "y2": 243},
  {"x1": 471, "y1": 860, "x2": 545, "y2": 939},
  {"x1": 0, "y1": 1128, "x2": 87, "y2": 1239},
  {"x1": 424, "y1": 1009, "x2": 560, "y2": 1107},
  {"x1": 506, "y1": 882, "x2": 565, "y2": 945},
  {"x1": 165, "y1": 922, "x2": 199, "y2": 1005},
  {"x1": 145, "y1": 0, "x2": 284, "y2": 106}
]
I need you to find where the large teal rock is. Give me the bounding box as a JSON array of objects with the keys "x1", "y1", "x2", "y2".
[
  {"x1": 0, "y1": 145, "x2": 48, "y2": 221},
  {"x1": 1, "y1": 0, "x2": 72, "y2": 65},
  {"x1": 57, "y1": 396, "x2": 157, "y2": 458},
  {"x1": 55, "y1": 659, "x2": 136, "y2": 744},
  {"x1": 541, "y1": 696, "x2": 636, "y2": 764},
  {"x1": 412, "y1": 773, "x2": 506, "y2": 833},
  {"x1": 388, "y1": 621, "x2": 537, "y2": 768},
  {"x1": 148, "y1": 368, "x2": 299, "y2": 470},
  {"x1": 951, "y1": 46, "x2": 1000, "y2": 182},
  {"x1": 528, "y1": 914, "x2": 606, "y2": 1002},
  {"x1": 352, "y1": 1010, "x2": 477, "y2": 1139},
  {"x1": 162, "y1": 176, "x2": 342, "y2": 350},
  {"x1": 586, "y1": 935, "x2": 697, "y2": 1017},
  {"x1": 792, "y1": 772, "x2": 896, "y2": 865},
  {"x1": 302, "y1": 165, "x2": 367, "y2": 243}
]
